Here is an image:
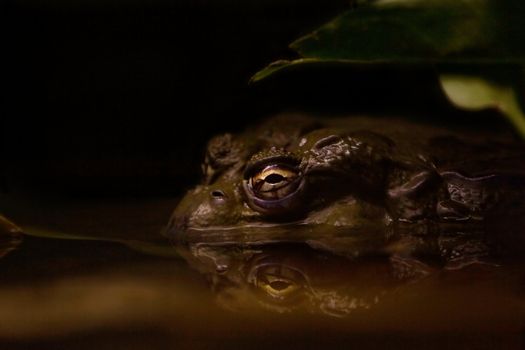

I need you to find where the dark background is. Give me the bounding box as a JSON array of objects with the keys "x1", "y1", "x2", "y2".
[
  {"x1": 3, "y1": 0, "x2": 354, "y2": 197},
  {"x1": 3, "y1": 0, "x2": 510, "y2": 198}
]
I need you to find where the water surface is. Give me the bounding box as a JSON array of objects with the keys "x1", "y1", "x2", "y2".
[{"x1": 0, "y1": 194, "x2": 524, "y2": 349}]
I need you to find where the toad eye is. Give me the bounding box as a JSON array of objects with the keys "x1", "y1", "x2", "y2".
[
  {"x1": 250, "y1": 165, "x2": 300, "y2": 200},
  {"x1": 243, "y1": 159, "x2": 305, "y2": 214}
]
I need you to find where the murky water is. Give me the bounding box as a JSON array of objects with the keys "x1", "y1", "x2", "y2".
[{"x1": 1, "y1": 195, "x2": 524, "y2": 349}]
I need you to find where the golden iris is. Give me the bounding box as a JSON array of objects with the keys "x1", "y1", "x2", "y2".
[{"x1": 250, "y1": 165, "x2": 299, "y2": 200}]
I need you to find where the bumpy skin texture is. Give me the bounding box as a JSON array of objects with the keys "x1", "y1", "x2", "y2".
[{"x1": 169, "y1": 113, "x2": 525, "y2": 262}]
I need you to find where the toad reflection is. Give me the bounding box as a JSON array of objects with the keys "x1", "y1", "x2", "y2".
[{"x1": 175, "y1": 244, "x2": 432, "y2": 317}]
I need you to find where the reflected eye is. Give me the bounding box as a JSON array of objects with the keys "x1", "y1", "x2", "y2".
[
  {"x1": 250, "y1": 165, "x2": 300, "y2": 200},
  {"x1": 250, "y1": 264, "x2": 308, "y2": 303},
  {"x1": 256, "y1": 274, "x2": 301, "y2": 300}
]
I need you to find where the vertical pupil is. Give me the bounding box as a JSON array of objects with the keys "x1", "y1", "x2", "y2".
[{"x1": 264, "y1": 173, "x2": 285, "y2": 184}]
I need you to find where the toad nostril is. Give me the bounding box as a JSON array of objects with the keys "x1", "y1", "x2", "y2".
[{"x1": 211, "y1": 190, "x2": 226, "y2": 199}]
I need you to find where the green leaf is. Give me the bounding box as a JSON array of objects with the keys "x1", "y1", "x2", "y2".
[
  {"x1": 21, "y1": 225, "x2": 180, "y2": 258},
  {"x1": 0, "y1": 215, "x2": 23, "y2": 258},
  {"x1": 250, "y1": 58, "x2": 374, "y2": 83},
  {"x1": 291, "y1": 0, "x2": 525, "y2": 63},
  {"x1": 251, "y1": 0, "x2": 525, "y2": 137},
  {"x1": 439, "y1": 66, "x2": 525, "y2": 136}
]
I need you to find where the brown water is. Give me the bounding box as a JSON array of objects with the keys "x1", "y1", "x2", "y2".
[{"x1": 1, "y1": 195, "x2": 524, "y2": 349}]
